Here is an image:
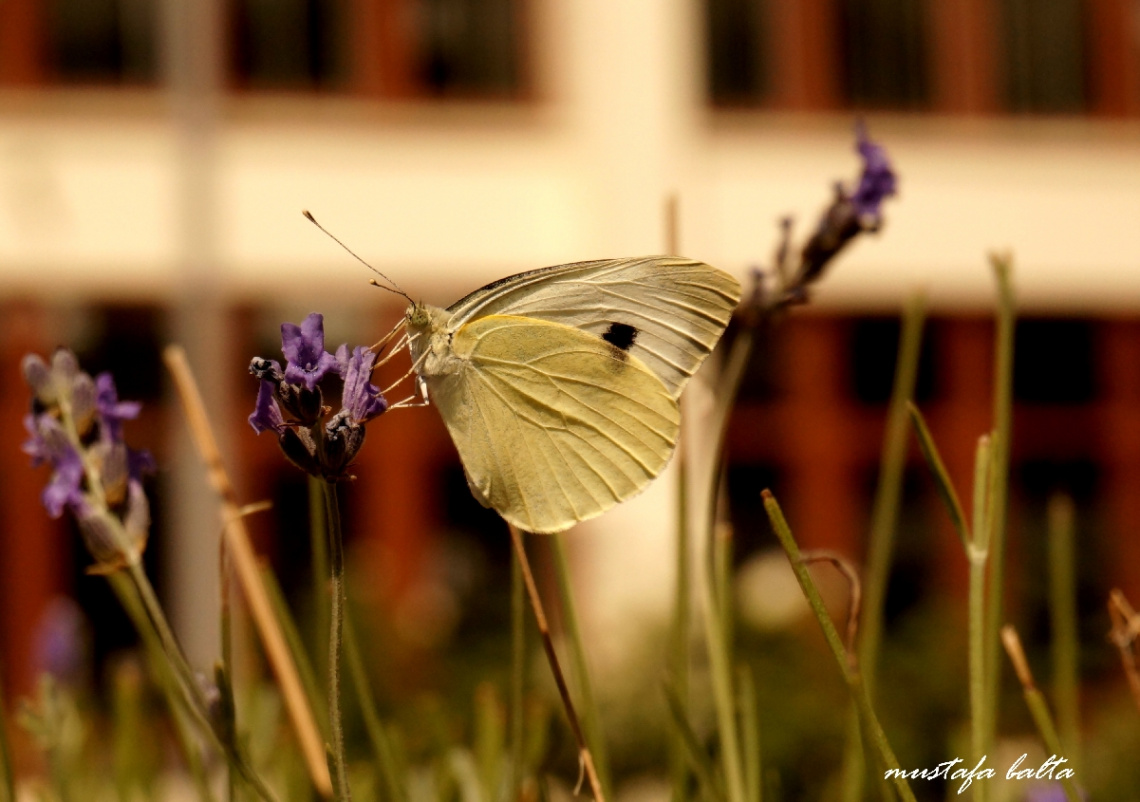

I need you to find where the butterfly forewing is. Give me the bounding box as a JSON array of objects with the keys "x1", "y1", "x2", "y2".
[
  {"x1": 428, "y1": 314, "x2": 681, "y2": 534},
  {"x1": 444, "y1": 257, "x2": 742, "y2": 398}
]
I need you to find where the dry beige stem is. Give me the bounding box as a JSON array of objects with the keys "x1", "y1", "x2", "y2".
[{"x1": 164, "y1": 345, "x2": 332, "y2": 798}]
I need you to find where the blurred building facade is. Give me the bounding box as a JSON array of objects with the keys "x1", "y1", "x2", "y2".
[{"x1": 2, "y1": 0, "x2": 1140, "y2": 704}]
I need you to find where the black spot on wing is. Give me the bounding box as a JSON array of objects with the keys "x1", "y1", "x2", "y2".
[{"x1": 602, "y1": 322, "x2": 638, "y2": 352}]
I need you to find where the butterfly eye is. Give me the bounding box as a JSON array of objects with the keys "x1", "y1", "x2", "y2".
[{"x1": 602, "y1": 322, "x2": 638, "y2": 352}]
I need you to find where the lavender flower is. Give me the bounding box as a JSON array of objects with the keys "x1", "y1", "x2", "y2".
[
  {"x1": 249, "y1": 313, "x2": 388, "y2": 480},
  {"x1": 21, "y1": 350, "x2": 154, "y2": 571},
  {"x1": 794, "y1": 121, "x2": 897, "y2": 289},
  {"x1": 281, "y1": 313, "x2": 339, "y2": 390}
]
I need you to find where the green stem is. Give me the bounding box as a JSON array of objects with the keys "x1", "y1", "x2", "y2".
[
  {"x1": 737, "y1": 665, "x2": 761, "y2": 802},
  {"x1": 320, "y1": 480, "x2": 353, "y2": 801},
  {"x1": 984, "y1": 254, "x2": 1015, "y2": 754},
  {"x1": 699, "y1": 326, "x2": 756, "y2": 802},
  {"x1": 309, "y1": 476, "x2": 331, "y2": 682},
  {"x1": 510, "y1": 549, "x2": 526, "y2": 802},
  {"x1": 1047, "y1": 494, "x2": 1081, "y2": 775},
  {"x1": 1001, "y1": 627, "x2": 1082, "y2": 802},
  {"x1": 669, "y1": 436, "x2": 691, "y2": 802},
  {"x1": 119, "y1": 564, "x2": 278, "y2": 802},
  {"x1": 841, "y1": 295, "x2": 925, "y2": 802},
  {"x1": 106, "y1": 572, "x2": 217, "y2": 802},
  {"x1": 344, "y1": 614, "x2": 404, "y2": 802},
  {"x1": 763, "y1": 490, "x2": 916, "y2": 802},
  {"x1": 550, "y1": 535, "x2": 612, "y2": 800},
  {"x1": 969, "y1": 437, "x2": 993, "y2": 802}
]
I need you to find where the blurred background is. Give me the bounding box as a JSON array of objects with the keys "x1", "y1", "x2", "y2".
[{"x1": 2, "y1": 0, "x2": 1140, "y2": 795}]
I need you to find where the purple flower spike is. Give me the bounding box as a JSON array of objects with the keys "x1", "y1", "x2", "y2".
[
  {"x1": 95, "y1": 373, "x2": 142, "y2": 441},
  {"x1": 851, "y1": 123, "x2": 897, "y2": 225},
  {"x1": 281, "y1": 313, "x2": 339, "y2": 390},
  {"x1": 248, "y1": 380, "x2": 286, "y2": 433},
  {"x1": 337, "y1": 344, "x2": 388, "y2": 424}
]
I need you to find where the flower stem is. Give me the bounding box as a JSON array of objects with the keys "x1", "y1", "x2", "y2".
[
  {"x1": 983, "y1": 254, "x2": 1015, "y2": 755},
  {"x1": 550, "y1": 534, "x2": 612, "y2": 800},
  {"x1": 762, "y1": 490, "x2": 916, "y2": 802},
  {"x1": 122, "y1": 561, "x2": 279, "y2": 802},
  {"x1": 1047, "y1": 494, "x2": 1081, "y2": 776},
  {"x1": 320, "y1": 479, "x2": 353, "y2": 801},
  {"x1": 508, "y1": 525, "x2": 606, "y2": 802},
  {"x1": 509, "y1": 547, "x2": 526, "y2": 801},
  {"x1": 1000, "y1": 626, "x2": 1083, "y2": 802}
]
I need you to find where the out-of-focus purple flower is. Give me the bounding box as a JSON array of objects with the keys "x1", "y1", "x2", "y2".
[
  {"x1": 337, "y1": 344, "x2": 388, "y2": 424},
  {"x1": 95, "y1": 372, "x2": 142, "y2": 441},
  {"x1": 250, "y1": 316, "x2": 389, "y2": 480},
  {"x1": 33, "y1": 597, "x2": 90, "y2": 685},
  {"x1": 1022, "y1": 783, "x2": 1085, "y2": 802},
  {"x1": 248, "y1": 380, "x2": 285, "y2": 434},
  {"x1": 281, "y1": 313, "x2": 339, "y2": 391},
  {"x1": 42, "y1": 448, "x2": 86, "y2": 518},
  {"x1": 851, "y1": 123, "x2": 897, "y2": 226},
  {"x1": 21, "y1": 349, "x2": 153, "y2": 569},
  {"x1": 789, "y1": 121, "x2": 897, "y2": 293}
]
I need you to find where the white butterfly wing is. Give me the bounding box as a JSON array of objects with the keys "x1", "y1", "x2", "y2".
[
  {"x1": 443, "y1": 257, "x2": 742, "y2": 398},
  {"x1": 427, "y1": 314, "x2": 681, "y2": 534}
]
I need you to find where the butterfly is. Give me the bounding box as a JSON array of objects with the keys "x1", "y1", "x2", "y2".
[{"x1": 400, "y1": 257, "x2": 742, "y2": 535}]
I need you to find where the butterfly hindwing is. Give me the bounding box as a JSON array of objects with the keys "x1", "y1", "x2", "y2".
[
  {"x1": 427, "y1": 314, "x2": 681, "y2": 534},
  {"x1": 444, "y1": 257, "x2": 742, "y2": 398}
]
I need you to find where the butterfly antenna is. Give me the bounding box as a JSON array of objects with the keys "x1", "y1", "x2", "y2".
[{"x1": 302, "y1": 210, "x2": 414, "y2": 303}]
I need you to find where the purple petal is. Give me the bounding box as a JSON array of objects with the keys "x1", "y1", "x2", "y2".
[
  {"x1": 340, "y1": 345, "x2": 388, "y2": 423},
  {"x1": 851, "y1": 124, "x2": 897, "y2": 222},
  {"x1": 94, "y1": 373, "x2": 141, "y2": 441},
  {"x1": 42, "y1": 456, "x2": 85, "y2": 518},
  {"x1": 281, "y1": 314, "x2": 339, "y2": 390},
  {"x1": 248, "y1": 380, "x2": 286, "y2": 434}
]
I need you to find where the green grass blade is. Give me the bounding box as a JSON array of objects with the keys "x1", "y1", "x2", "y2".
[
  {"x1": 908, "y1": 402, "x2": 970, "y2": 550},
  {"x1": 984, "y1": 253, "x2": 1016, "y2": 757},
  {"x1": 663, "y1": 681, "x2": 725, "y2": 802},
  {"x1": 550, "y1": 534, "x2": 612, "y2": 801},
  {"x1": 762, "y1": 490, "x2": 916, "y2": 802},
  {"x1": 1047, "y1": 494, "x2": 1081, "y2": 775},
  {"x1": 842, "y1": 294, "x2": 925, "y2": 802}
]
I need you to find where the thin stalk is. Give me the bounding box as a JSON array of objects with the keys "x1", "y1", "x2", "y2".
[
  {"x1": 841, "y1": 295, "x2": 925, "y2": 802},
  {"x1": 320, "y1": 480, "x2": 352, "y2": 801},
  {"x1": 343, "y1": 614, "x2": 404, "y2": 802},
  {"x1": 969, "y1": 437, "x2": 993, "y2": 802},
  {"x1": 507, "y1": 525, "x2": 606, "y2": 802},
  {"x1": 1047, "y1": 494, "x2": 1080, "y2": 774},
  {"x1": 123, "y1": 561, "x2": 279, "y2": 802},
  {"x1": 856, "y1": 293, "x2": 926, "y2": 694},
  {"x1": 698, "y1": 564, "x2": 747, "y2": 802},
  {"x1": 309, "y1": 476, "x2": 331, "y2": 680},
  {"x1": 165, "y1": 344, "x2": 332, "y2": 796},
  {"x1": 106, "y1": 572, "x2": 217, "y2": 802},
  {"x1": 1107, "y1": 590, "x2": 1140, "y2": 713},
  {"x1": 1000, "y1": 627, "x2": 1082, "y2": 802},
  {"x1": 550, "y1": 535, "x2": 612, "y2": 800},
  {"x1": 984, "y1": 254, "x2": 1015, "y2": 753},
  {"x1": 662, "y1": 681, "x2": 724, "y2": 801},
  {"x1": 762, "y1": 490, "x2": 916, "y2": 802},
  {"x1": 737, "y1": 665, "x2": 761, "y2": 802},
  {"x1": 697, "y1": 326, "x2": 756, "y2": 802},
  {"x1": 670, "y1": 432, "x2": 691, "y2": 802},
  {"x1": 714, "y1": 523, "x2": 734, "y2": 650},
  {"x1": 510, "y1": 549, "x2": 527, "y2": 802},
  {"x1": 260, "y1": 565, "x2": 329, "y2": 736}
]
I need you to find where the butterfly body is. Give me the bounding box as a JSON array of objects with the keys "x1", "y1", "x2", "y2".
[{"x1": 404, "y1": 257, "x2": 741, "y2": 534}]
